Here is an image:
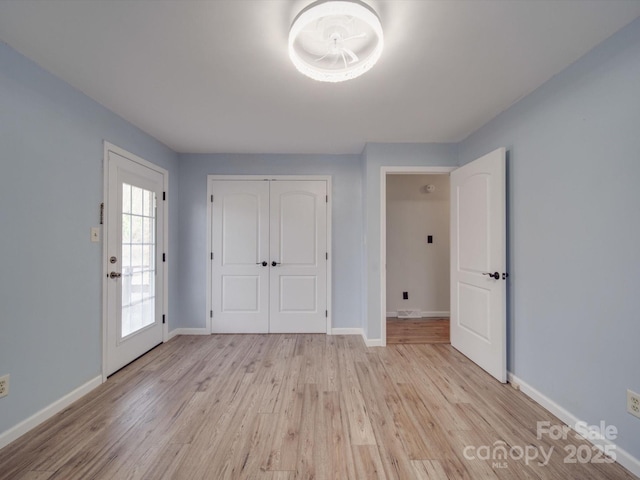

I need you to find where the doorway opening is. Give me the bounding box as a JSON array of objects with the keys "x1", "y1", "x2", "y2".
[
  {"x1": 385, "y1": 173, "x2": 451, "y2": 344},
  {"x1": 380, "y1": 166, "x2": 455, "y2": 346}
]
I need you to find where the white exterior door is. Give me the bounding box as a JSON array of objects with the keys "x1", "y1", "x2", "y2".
[
  {"x1": 210, "y1": 179, "x2": 328, "y2": 334},
  {"x1": 269, "y1": 181, "x2": 327, "y2": 333},
  {"x1": 105, "y1": 146, "x2": 166, "y2": 376},
  {"x1": 450, "y1": 148, "x2": 507, "y2": 382},
  {"x1": 211, "y1": 181, "x2": 270, "y2": 333}
]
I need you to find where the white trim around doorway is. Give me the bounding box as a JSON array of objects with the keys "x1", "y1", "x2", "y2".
[{"x1": 379, "y1": 166, "x2": 456, "y2": 347}]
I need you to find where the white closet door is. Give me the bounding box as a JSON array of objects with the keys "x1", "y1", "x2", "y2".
[
  {"x1": 211, "y1": 181, "x2": 270, "y2": 333},
  {"x1": 269, "y1": 180, "x2": 327, "y2": 333}
]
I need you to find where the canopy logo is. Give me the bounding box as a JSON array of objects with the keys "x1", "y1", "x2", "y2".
[
  {"x1": 463, "y1": 441, "x2": 553, "y2": 469},
  {"x1": 462, "y1": 420, "x2": 617, "y2": 469}
]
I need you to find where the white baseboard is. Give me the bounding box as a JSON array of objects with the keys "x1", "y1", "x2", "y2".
[
  {"x1": 386, "y1": 311, "x2": 450, "y2": 318},
  {"x1": 361, "y1": 330, "x2": 383, "y2": 347},
  {"x1": 421, "y1": 311, "x2": 450, "y2": 318},
  {"x1": 168, "y1": 328, "x2": 210, "y2": 340},
  {"x1": 508, "y1": 373, "x2": 640, "y2": 478},
  {"x1": 331, "y1": 328, "x2": 363, "y2": 335},
  {"x1": 0, "y1": 375, "x2": 102, "y2": 450}
]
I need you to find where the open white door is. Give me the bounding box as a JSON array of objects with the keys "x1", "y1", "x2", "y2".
[{"x1": 450, "y1": 148, "x2": 507, "y2": 382}]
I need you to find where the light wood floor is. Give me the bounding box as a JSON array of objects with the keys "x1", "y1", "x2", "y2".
[
  {"x1": 0, "y1": 335, "x2": 635, "y2": 480},
  {"x1": 387, "y1": 318, "x2": 450, "y2": 344}
]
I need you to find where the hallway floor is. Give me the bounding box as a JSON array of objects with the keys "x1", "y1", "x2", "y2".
[{"x1": 387, "y1": 317, "x2": 450, "y2": 344}]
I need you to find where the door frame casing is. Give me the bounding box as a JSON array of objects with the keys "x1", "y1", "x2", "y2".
[
  {"x1": 379, "y1": 166, "x2": 456, "y2": 346},
  {"x1": 102, "y1": 142, "x2": 169, "y2": 381},
  {"x1": 206, "y1": 175, "x2": 333, "y2": 334}
]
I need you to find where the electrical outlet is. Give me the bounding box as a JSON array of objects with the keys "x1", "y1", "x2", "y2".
[
  {"x1": 0, "y1": 374, "x2": 9, "y2": 398},
  {"x1": 628, "y1": 390, "x2": 640, "y2": 419}
]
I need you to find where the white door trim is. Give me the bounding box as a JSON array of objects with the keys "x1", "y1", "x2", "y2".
[
  {"x1": 102, "y1": 142, "x2": 169, "y2": 381},
  {"x1": 379, "y1": 166, "x2": 456, "y2": 346},
  {"x1": 206, "y1": 175, "x2": 332, "y2": 334}
]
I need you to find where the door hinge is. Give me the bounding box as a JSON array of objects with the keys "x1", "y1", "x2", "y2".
[
  {"x1": 326, "y1": 252, "x2": 328, "y2": 260},
  {"x1": 210, "y1": 310, "x2": 213, "y2": 318},
  {"x1": 163, "y1": 191, "x2": 166, "y2": 201},
  {"x1": 211, "y1": 194, "x2": 214, "y2": 203},
  {"x1": 99, "y1": 202, "x2": 104, "y2": 225},
  {"x1": 211, "y1": 252, "x2": 214, "y2": 260},
  {"x1": 163, "y1": 253, "x2": 166, "y2": 262},
  {"x1": 162, "y1": 314, "x2": 166, "y2": 324},
  {"x1": 326, "y1": 195, "x2": 328, "y2": 203},
  {"x1": 325, "y1": 310, "x2": 328, "y2": 318}
]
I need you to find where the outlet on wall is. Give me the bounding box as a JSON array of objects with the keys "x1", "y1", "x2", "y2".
[
  {"x1": 0, "y1": 374, "x2": 9, "y2": 398},
  {"x1": 628, "y1": 389, "x2": 640, "y2": 419}
]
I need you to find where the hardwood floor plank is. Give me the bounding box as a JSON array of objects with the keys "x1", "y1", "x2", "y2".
[
  {"x1": 321, "y1": 335, "x2": 339, "y2": 392},
  {"x1": 242, "y1": 412, "x2": 281, "y2": 476},
  {"x1": 336, "y1": 337, "x2": 376, "y2": 446},
  {"x1": 395, "y1": 382, "x2": 464, "y2": 461},
  {"x1": 112, "y1": 442, "x2": 188, "y2": 480},
  {"x1": 15, "y1": 472, "x2": 54, "y2": 480},
  {"x1": 353, "y1": 360, "x2": 417, "y2": 480},
  {"x1": 323, "y1": 391, "x2": 357, "y2": 479},
  {"x1": 351, "y1": 445, "x2": 388, "y2": 479},
  {"x1": 266, "y1": 361, "x2": 305, "y2": 471},
  {"x1": 411, "y1": 459, "x2": 450, "y2": 480},
  {"x1": 295, "y1": 384, "x2": 322, "y2": 480}
]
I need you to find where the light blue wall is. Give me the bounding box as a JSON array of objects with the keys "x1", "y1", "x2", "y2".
[
  {"x1": 362, "y1": 143, "x2": 458, "y2": 339},
  {"x1": 0, "y1": 41, "x2": 179, "y2": 434},
  {"x1": 459, "y1": 18, "x2": 640, "y2": 457},
  {"x1": 176, "y1": 154, "x2": 363, "y2": 331}
]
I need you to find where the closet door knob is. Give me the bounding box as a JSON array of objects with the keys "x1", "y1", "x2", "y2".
[
  {"x1": 482, "y1": 272, "x2": 499, "y2": 280},
  {"x1": 271, "y1": 261, "x2": 281, "y2": 267}
]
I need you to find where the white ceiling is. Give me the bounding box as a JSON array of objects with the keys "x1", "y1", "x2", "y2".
[{"x1": 1, "y1": 0, "x2": 639, "y2": 155}]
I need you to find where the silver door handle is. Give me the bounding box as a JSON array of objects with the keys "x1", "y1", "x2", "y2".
[{"x1": 110, "y1": 271, "x2": 122, "y2": 279}]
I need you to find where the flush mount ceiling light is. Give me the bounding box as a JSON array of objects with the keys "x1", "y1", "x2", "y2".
[{"x1": 288, "y1": 0, "x2": 384, "y2": 83}]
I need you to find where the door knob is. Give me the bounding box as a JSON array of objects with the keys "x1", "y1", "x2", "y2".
[
  {"x1": 256, "y1": 261, "x2": 268, "y2": 267},
  {"x1": 271, "y1": 261, "x2": 281, "y2": 267},
  {"x1": 109, "y1": 271, "x2": 122, "y2": 279},
  {"x1": 482, "y1": 272, "x2": 499, "y2": 280}
]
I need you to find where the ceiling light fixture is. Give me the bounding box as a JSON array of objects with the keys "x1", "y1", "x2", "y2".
[{"x1": 288, "y1": 0, "x2": 384, "y2": 83}]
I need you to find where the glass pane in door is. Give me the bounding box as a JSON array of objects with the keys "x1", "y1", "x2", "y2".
[{"x1": 121, "y1": 183, "x2": 156, "y2": 338}]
